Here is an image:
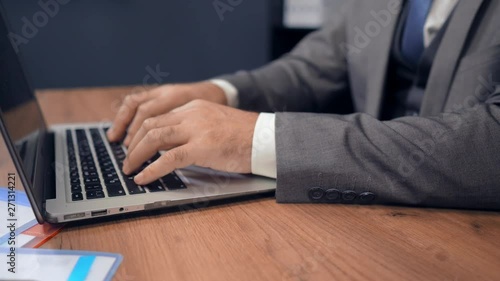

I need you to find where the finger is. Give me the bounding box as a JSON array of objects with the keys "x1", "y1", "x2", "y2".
[
  {"x1": 123, "y1": 125, "x2": 188, "y2": 174},
  {"x1": 107, "y1": 90, "x2": 158, "y2": 141},
  {"x1": 127, "y1": 112, "x2": 184, "y2": 154},
  {"x1": 123, "y1": 97, "x2": 184, "y2": 146},
  {"x1": 134, "y1": 144, "x2": 194, "y2": 185}
]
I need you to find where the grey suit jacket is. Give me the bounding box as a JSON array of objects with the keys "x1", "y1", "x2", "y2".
[{"x1": 219, "y1": 0, "x2": 500, "y2": 210}]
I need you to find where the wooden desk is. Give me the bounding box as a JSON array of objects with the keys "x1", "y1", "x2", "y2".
[{"x1": 2, "y1": 87, "x2": 500, "y2": 281}]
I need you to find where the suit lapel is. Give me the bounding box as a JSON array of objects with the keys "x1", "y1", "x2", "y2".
[
  {"x1": 365, "y1": 0, "x2": 403, "y2": 117},
  {"x1": 420, "y1": 0, "x2": 486, "y2": 116}
]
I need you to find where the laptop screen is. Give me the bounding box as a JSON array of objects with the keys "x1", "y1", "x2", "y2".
[{"x1": 0, "y1": 8, "x2": 46, "y2": 189}]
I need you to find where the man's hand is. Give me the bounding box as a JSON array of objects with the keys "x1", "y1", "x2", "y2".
[
  {"x1": 121, "y1": 100, "x2": 259, "y2": 185},
  {"x1": 107, "y1": 82, "x2": 227, "y2": 146}
]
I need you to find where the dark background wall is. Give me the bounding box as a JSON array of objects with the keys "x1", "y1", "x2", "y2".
[{"x1": 0, "y1": 0, "x2": 271, "y2": 89}]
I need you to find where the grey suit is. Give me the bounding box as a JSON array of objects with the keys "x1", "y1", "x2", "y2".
[{"x1": 220, "y1": 0, "x2": 500, "y2": 210}]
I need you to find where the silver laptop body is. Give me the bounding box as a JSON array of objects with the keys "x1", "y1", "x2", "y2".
[{"x1": 45, "y1": 123, "x2": 275, "y2": 223}]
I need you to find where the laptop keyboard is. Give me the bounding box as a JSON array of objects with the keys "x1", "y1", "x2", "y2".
[{"x1": 66, "y1": 127, "x2": 186, "y2": 202}]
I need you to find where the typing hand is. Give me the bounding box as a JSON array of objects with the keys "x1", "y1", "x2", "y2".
[
  {"x1": 121, "y1": 100, "x2": 258, "y2": 185},
  {"x1": 107, "y1": 82, "x2": 227, "y2": 146}
]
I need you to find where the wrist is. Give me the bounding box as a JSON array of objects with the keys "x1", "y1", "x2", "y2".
[
  {"x1": 187, "y1": 81, "x2": 228, "y2": 105},
  {"x1": 224, "y1": 109, "x2": 259, "y2": 174}
]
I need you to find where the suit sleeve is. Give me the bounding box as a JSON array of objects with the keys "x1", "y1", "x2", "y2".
[
  {"x1": 217, "y1": 5, "x2": 352, "y2": 114},
  {"x1": 275, "y1": 87, "x2": 500, "y2": 210}
]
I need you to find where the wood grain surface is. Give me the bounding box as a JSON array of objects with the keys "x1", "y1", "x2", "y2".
[{"x1": 1, "y1": 87, "x2": 499, "y2": 281}]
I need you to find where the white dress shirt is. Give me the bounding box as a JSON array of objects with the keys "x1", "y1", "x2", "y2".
[{"x1": 211, "y1": 0, "x2": 458, "y2": 179}]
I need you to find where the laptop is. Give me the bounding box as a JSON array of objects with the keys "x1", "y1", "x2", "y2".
[{"x1": 0, "y1": 6, "x2": 276, "y2": 224}]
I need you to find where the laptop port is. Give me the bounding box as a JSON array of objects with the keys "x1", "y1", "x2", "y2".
[
  {"x1": 64, "y1": 212, "x2": 85, "y2": 220},
  {"x1": 91, "y1": 209, "x2": 108, "y2": 217}
]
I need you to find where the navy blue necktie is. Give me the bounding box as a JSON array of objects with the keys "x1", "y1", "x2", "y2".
[{"x1": 401, "y1": 0, "x2": 434, "y2": 67}]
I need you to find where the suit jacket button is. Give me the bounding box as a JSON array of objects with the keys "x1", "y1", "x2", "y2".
[
  {"x1": 359, "y1": 192, "x2": 375, "y2": 203},
  {"x1": 309, "y1": 187, "x2": 325, "y2": 201},
  {"x1": 325, "y1": 189, "x2": 340, "y2": 201},
  {"x1": 342, "y1": 190, "x2": 357, "y2": 201}
]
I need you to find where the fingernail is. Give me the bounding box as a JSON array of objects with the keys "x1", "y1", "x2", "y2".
[
  {"x1": 134, "y1": 173, "x2": 144, "y2": 184},
  {"x1": 124, "y1": 136, "x2": 130, "y2": 146},
  {"x1": 106, "y1": 127, "x2": 113, "y2": 138},
  {"x1": 122, "y1": 160, "x2": 129, "y2": 174}
]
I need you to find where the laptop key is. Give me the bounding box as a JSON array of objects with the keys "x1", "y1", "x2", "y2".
[
  {"x1": 100, "y1": 161, "x2": 114, "y2": 168},
  {"x1": 107, "y1": 184, "x2": 126, "y2": 197},
  {"x1": 104, "y1": 177, "x2": 120, "y2": 185},
  {"x1": 100, "y1": 162, "x2": 113, "y2": 169},
  {"x1": 102, "y1": 165, "x2": 115, "y2": 171},
  {"x1": 80, "y1": 160, "x2": 92, "y2": 166},
  {"x1": 71, "y1": 184, "x2": 82, "y2": 193},
  {"x1": 114, "y1": 151, "x2": 125, "y2": 159},
  {"x1": 144, "y1": 180, "x2": 166, "y2": 192},
  {"x1": 98, "y1": 157, "x2": 111, "y2": 164},
  {"x1": 83, "y1": 173, "x2": 99, "y2": 178},
  {"x1": 96, "y1": 190, "x2": 105, "y2": 198},
  {"x1": 86, "y1": 190, "x2": 105, "y2": 199},
  {"x1": 83, "y1": 171, "x2": 98, "y2": 178},
  {"x1": 103, "y1": 172, "x2": 117, "y2": 178},
  {"x1": 82, "y1": 166, "x2": 96, "y2": 172},
  {"x1": 84, "y1": 177, "x2": 100, "y2": 185},
  {"x1": 124, "y1": 178, "x2": 146, "y2": 195},
  {"x1": 80, "y1": 154, "x2": 92, "y2": 160},
  {"x1": 72, "y1": 192, "x2": 83, "y2": 201},
  {"x1": 97, "y1": 151, "x2": 108, "y2": 158},
  {"x1": 85, "y1": 184, "x2": 103, "y2": 192},
  {"x1": 161, "y1": 172, "x2": 187, "y2": 190}
]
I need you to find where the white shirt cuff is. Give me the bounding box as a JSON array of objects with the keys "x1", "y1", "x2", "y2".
[
  {"x1": 209, "y1": 79, "x2": 239, "y2": 107},
  {"x1": 251, "y1": 113, "x2": 277, "y2": 179}
]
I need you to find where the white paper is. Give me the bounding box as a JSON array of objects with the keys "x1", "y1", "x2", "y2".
[
  {"x1": 0, "y1": 234, "x2": 35, "y2": 248},
  {"x1": 0, "y1": 201, "x2": 37, "y2": 241},
  {"x1": 2, "y1": 253, "x2": 80, "y2": 280},
  {"x1": 0, "y1": 252, "x2": 117, "y2": 281}
]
